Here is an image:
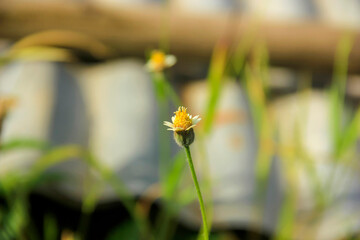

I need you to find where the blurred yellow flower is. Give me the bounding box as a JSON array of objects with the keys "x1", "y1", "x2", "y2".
[
  {"x1": 146, "y1": 50, "x2": 176, "y2": 72},
  {"x1": 164, "y1": 106, "x2": 201, "y2": 132},
  {"x1": 0, "y1": 97, "x2": 17, "y2": 119},
  {"x1": 61, "y1": 229, "x2": 75, "y2": 240}
]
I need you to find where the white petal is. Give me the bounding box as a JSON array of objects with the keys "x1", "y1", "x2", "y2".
[
  {"x1": 165, "y1": 55, "x2": 177, "y2": 67},
  {"x1": 192, "y1": 117, "x2": 201, "y2": 125},
  {"x1": 167, "y1": 128, "x2": 176, "y2": 131},
  {"x1": 171, "y1": 116, "x2": 175, "y2": 123},
  {"x1": 186, "y1": 125, "x2": 196, "y2": 130},
  {"x1": 163, "y1": 121, "x2": 174, "y2": 128},
  {"x1": 145, "y1": 62, "x2": 155, "y2": 71}
]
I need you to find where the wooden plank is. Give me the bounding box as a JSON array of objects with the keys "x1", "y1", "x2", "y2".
[{"x1": 0, "y1": 1, "x2": 359, "y2": 73}]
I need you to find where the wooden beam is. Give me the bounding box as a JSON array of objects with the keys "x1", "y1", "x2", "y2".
[{"x1": 0, "y1": 1, "x2": 359, "y2": 73}]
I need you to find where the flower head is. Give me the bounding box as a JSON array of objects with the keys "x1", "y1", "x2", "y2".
[
  {"x1": 146, "y1": 50, "x2": 177, "y2": 72},
  {"x1": 164, "y1": 106, "x2": 201, "y2": 147},
  {"x1": 164, "y1": 106, "x2": 201, "y2": 132}
]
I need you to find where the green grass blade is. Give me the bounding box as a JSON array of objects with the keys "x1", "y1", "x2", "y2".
[
  {"x1": 163, "y1": 151, "x2": 186, "y2": 199},
  {"x1": 0, "y1": 139, "x2": 49, "y2": 152},
  {"x1": 338, "y1": 107, "x2": 360, "y2": 156},
  {"x1": 330, "y1": 34, "x2": 353, "y2": 157},
  {"x1": 203, "y1": 42, "x2": 228, "y2": 134}
]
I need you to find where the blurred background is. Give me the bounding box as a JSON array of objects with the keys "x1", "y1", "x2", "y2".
[{"x1": 1, "y1": 0, "x2": 360, "y2": 239}]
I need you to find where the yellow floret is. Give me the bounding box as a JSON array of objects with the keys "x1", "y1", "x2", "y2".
[
  {"x1": 150, "y1": 50, "x2": 166, "y2": 71},
  {"x1": 173, "y1": 106, "x2": 192, "y2": 130}
]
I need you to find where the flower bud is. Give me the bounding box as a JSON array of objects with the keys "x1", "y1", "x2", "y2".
[{"x1": 174, "y1": 128, "x2": 195, "y2": 147}]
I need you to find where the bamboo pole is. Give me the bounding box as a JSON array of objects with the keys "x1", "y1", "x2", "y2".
[{"x1": 0, "y1": 1, "x2": 359, "y2": 72}]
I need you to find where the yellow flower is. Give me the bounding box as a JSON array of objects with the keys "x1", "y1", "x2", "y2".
[
  {"x1": 164, "y1": 106, "x2": 201, "y2": 147},
  {"x1": 61, "y1": 229, "x2": 74, "y2": 240},
  {"x1": 146, "y1": 50, "x2": 177, "y2": 72},
  {"x1": 164, "y1": 106, "x2": 201, "y2": 132}
]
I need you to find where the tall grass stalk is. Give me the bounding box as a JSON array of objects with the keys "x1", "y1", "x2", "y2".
[
  {"x1": 328, "y1": 33, "x2": 355, "y2": 198},
  {"x1": 184, "y1": 146, "x2": 209, "y2": 240},
  {"x1": 330, "y1": 34, "x2": 353, "y2": 158},
  {"x1": 243, "y1": 44, "x2": 272, "y2": 198},
  {"x1": 203, "y1": 41, "x2": 228, "y2": 134}
]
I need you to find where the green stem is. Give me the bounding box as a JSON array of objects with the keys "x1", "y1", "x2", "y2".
[{"x1": 184, "y1": 146, "x2": 209, "y2": 240}]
